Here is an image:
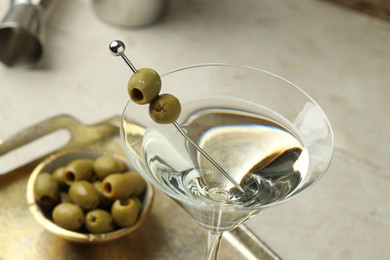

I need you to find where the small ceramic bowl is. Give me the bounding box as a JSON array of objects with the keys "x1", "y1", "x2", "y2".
[{"x1": 26, "y1": 149, "x2": 154, "y2": 243}]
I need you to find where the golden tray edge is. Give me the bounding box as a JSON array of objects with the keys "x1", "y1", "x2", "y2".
[{"x1": 0, "y1": 115, "x2": 280, "y2": 260}]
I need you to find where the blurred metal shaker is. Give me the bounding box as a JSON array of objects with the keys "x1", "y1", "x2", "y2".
[
  {"x1": 92, "y1": 0, "x2": 168, "y2": 28},
  {"x1": 0, "y1": 0, "x2": 58, "y2": 67}
]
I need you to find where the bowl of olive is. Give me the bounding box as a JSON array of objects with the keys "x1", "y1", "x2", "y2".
[{"x1": 26, "y1": 149, "x2": 154, "y2": 243}]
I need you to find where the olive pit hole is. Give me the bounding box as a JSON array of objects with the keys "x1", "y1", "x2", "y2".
[
  {"x1": 103, "y1": 182, "x2": 112, "y2": 194},
  {"x1": 65, "y1": 171, "x2": 75, "y2": 182},
  {"x1": 130, "y1": 88, "x2": 144, "y2": 102},
  {"x1": 119, "y1": 199, "x2": 129, "y2": 206}
]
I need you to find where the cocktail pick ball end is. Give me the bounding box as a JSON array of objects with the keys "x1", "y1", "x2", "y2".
[{"x1": 109, "y1": 40, "x2": 125, "y2": 56}]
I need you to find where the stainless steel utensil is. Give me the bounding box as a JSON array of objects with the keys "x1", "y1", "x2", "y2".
[
  {"x1": 92, "y1": 0, "x2": 168, "y2": 28},
  {"x1": 0, "y1": 0, "x2": 58, "y2": 67}
]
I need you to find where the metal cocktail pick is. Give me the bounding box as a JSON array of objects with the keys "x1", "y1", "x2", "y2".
[{"x1": 109, "y1": 40, "x2": 244, "y2": 193}]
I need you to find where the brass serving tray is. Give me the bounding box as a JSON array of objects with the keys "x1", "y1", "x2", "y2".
[{"x1": 0, "y1": 115, "x2": 280, "y2": 260}]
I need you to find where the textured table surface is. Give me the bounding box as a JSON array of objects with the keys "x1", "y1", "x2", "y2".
[{"x1": 0, "y1": 0, "x2": 389, "y2": 259}]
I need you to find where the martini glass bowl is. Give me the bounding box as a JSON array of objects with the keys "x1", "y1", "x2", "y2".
[{"x1": 121, "y1": 64, "x2": 334, "y2": 259}]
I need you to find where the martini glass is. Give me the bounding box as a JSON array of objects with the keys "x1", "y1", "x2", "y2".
[{"x1": 121, "y1": 64, "x2": 334, "y2": 259}]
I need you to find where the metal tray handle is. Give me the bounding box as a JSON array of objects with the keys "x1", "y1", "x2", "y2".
[{"x1": 0, "y1": 114, "x2": 121, "y2": 174}]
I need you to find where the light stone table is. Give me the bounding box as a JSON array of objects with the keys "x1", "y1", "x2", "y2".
[{"x1": 0, "y1": 0, "x2": 389, "y2": 259}]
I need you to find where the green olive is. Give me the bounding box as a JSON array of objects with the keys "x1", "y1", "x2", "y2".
[
  {"x1": 93, "y1": 180, "x2": 113, "y2": 209},
  {"x1": 52, "y1": 203, "x2": 84, "y2": 231},
  {"x1": 59, "y1": 191, "x2": 73, "y2": 203},
  {"x1": 149, "y1": 94, "x2": 181, "y2": 124},
  {"x1": 116, "y1": 159, "x2": 129, "y2": 172},
  {"x1": 128, "y1": 68, "x2": 161, "y2": 104},
  {"x1": 85, "y1": 209, "x2": 114, "y2": 233},
  {"x1": 133, "y1": 197, "x2": 142, "y2": 209},
  {"x1": 101, "y1": 173, "x2": 131, "y2": 200},
  {"x1": 68, "y1": 181, "x2": 99, "y2": 210},
  {"x1": 93, "y1": 156, "x2": 125, "y2": 180},
  {"x1": 102, "y1": 171, "x2": 146, "y2": 200},
  {"x1": 34, "y1": 173, "x2": 60, "y2": 207},
  {"x1": 64, "y1": 159, "x2": 94, "y2": 185},
  {"x1": 111, "y1": 198, "x2": 141, "y2": 227},
  {"x1": 52, "y1": 167, "x2": 67, "y2": 189},
  {"x1": 125, "y1": 171, "x2": 146, "y2": 196}
]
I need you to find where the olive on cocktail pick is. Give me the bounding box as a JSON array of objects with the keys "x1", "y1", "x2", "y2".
[
  {"x1": 110, "y1": 40, "x2": 181, "y2": 124},
  {"x1": 149, "y1": 94, "x2": 181, "y2": 124},
  {"x1": 109, "y1": 40, "x2": 245, "y2": 193},
  {"x1": 128, "y1": 68, "x2": 161, "y2": 104}
]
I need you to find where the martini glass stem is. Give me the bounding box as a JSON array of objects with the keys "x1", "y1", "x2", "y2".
[{"x1": 207, "y1": 231, "x2": 223, "y2": 260}]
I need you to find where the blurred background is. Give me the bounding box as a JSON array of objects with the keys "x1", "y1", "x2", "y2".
[{"x1": 0, "y1": 0, "x2": 389, "y2": 259}]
